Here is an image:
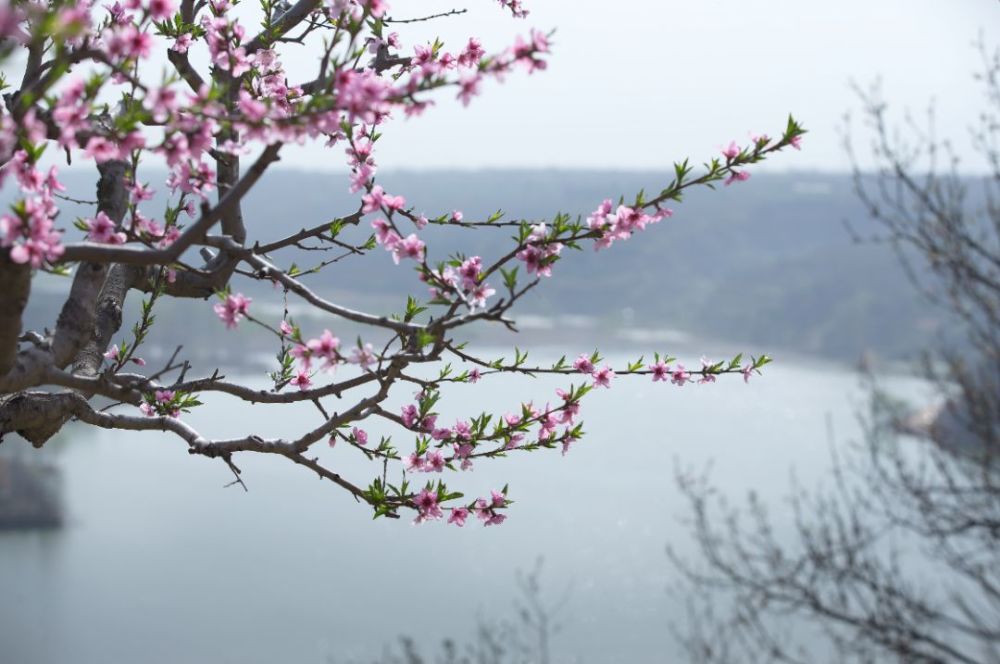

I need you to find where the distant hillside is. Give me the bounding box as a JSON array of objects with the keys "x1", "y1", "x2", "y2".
[{"x1": 12, "y1": 169, "x2": 942, "y2": 363}]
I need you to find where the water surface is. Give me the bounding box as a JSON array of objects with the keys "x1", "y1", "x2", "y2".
[{"x1": 0, "y1": 350, "x2": 925, "y2": 663}]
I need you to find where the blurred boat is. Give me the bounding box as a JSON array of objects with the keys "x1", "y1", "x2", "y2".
[
  {"x1": 896, "y1": 398, "x2": 995, "y2": 462},
  {"x1": 0, "y1": 453, "x2": 63, "y2": 529}
]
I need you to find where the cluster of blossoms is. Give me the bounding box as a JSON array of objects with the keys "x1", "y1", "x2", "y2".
[
  {"x1": 276, "y1": 322, "x2": 377, "y2": 391},
  {"x1": 139, "y1": 389, "x2": 180, "y2": 418},
  {"x1": 574, "y1": 352, "x2": 757, "y2": 387},
  {"x1": 0, "y1": 149, "x2": 65, "y2": 267},
  {"x1": 515, "y1": 223, "x2": 563, "y2": 277},
  {"x1": 126, "y1": 181, "x2": 182, "y2": 249},
  {"x1": 721, "y1": 141, "x2": 752, "y2": 185},
  {"x1": 372, "y1": 217, "x2": 426, "y2": 264},
  {"x1": 83, "y1": 212, "x2": 127, "y2": 245},
  {"x1": 414, "y1": 486, "x2": 509, "y2": 526},
  {"x1": 342, "y1": 26, "x2": 549, "y2": 193},
  {"x1": 423, "y1": 255, "x2": 497, "y2": 309},
  {"x1": 721, "y1": 133, "x2": 802, "y2": 185},
  {"x1": 0, "y1": 0, "x2": 551, "y2": 279},
  {"x1": 400, "y1": 382, "x2": 584, "y2": 483},
  {"x1": 586, "y1": 202, "x2": 672, "y2": 251},
  {"x1": 572, "y1": 354, "x2": 615, "y2": 388},
  {"x1": 1, "y1": 0, "x2": 549, "y2": 239}
]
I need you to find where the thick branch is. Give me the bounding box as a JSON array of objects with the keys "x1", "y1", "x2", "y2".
[
  {"x1": 245, "y1": 0, "x2": 321, "y2": 54},
  {"x1": 50, "y1": 159, "x2": 129, "y2": 367},
  {"x1": 0, "y1": 255, "x2": 31, "y2": 375}
]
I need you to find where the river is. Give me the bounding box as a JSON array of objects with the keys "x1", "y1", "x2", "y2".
[{"x1": 0, "y1": 348, "x2": 928, "y2": 663}]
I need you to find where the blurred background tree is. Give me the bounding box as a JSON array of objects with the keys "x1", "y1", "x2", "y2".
[{"x1": 669, "y1": 40, "x2": 1000, "y2": 664}]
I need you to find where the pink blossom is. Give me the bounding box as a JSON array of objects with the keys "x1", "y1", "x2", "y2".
[
  {"x1": 558, "y1": 399, "x2": 580, "y2": 424},
  {"x1": 238, "y1": 90, "x2": 268, "y2": 122},
  {"x1": 468, "y1": 283, "x2": 495, "y2": 309},
  {"x1": 349, "y1": 165, "x2": 375, "y2": 193},
  {"x1": 371, "y1": 218, "x2": 399, "y2": 248},
  {"x1": 448, "y1": 507, "x2": 469, "y2": 526},
  {"x1": 508, "y1": 29, "x2": 548, "y2": 73},
  {"x1": 453, "y1": 442, "x2": 473, "y2": 471},
  {"x1": 490, "y1": 489, "x2": 506, "y2": 507},
  {"x1": 404, "y1": 452, "x2": 426, "y2": 472},
  {"x1": 452, "y1": 420, "x2": 472, "y2": 440},
  {"x1": 170, "y1": 33, "x2": 192, "y2": 53},
  {"x1": 790, "y1": 135, "x2": 803, "y2": 150},
  {"x1": 420, "y1": 413, "x2": 438, "y2": 432},
  {"x1": 724, "y1": 170, "x2": 751, "y2": 186},
  {"x1": 366, "y1": 0, "x2": 388, "y2": 18},
  {"x1": 722, "y1": 141, "x2": 740, "y2": 160},
  {"x1": 649, "y1": 360, "x2": 669, "y2": 382},
  {"x1": 485, "y1": 513, "x2": 507, "y2": 526},
  {"x1": 279, "y1": 320, "x2": 294, "y2": 336},
  {"x1": 349, "y1": 343, "x2": 376, "y2": 369},
  {"x1": 335, "y1": 69, "x2": 391, "y2": 125},
  {"x1": 361, "y1": 185, "x2": 387, "y2": 214},
  {"x1": 290, "y1": 370, "x2": 312, "y2": 390},
  {"x1": 85, "y1": 212, "x2": 127, "y2": 245},
  {"x1": 401, "y1": 404, "x2": 419, "y2": 428},
  {"x1": 44, "y1": 167, "x2": 65, "y2": 193},
  {"x1": 591, "y1": 364, "x2": 615, "y2": 388},
  {"x1": 158, "y1": 226, "x2": 181, "y2": 249},
  {"x1": 129, "y1": 181, "x2": 155, "y2": 202},
  {"x1": 104, "y1": 4, "x2": 133, "y2": 28},
  {"x1": 352, "y1": 427, "x2": 368, "y2": 445},
  {"x1": 457, "y1": 73, "x2": 482, "y2": 106},
  {"x1": 458, "y1": 38, "x2": 485, "y2": 67},
  {"x1": 425, "y1": 450, "x2": 445, "y2": 472},
  {"x1": 107, "y1": 24, "x2": 152, "y2": 61},
  {"x1": 84, "y1": 137, "x2": 121, "y2": 163},
  {"x1": 473, "y1": 497, "x2": 491, "y2": 521},
  {"x1": 573, "y1": 354, "x2": 595, "y2": 374},
  {"x1": 8, "y1": 236, "x2": 65, "y2": 268},
  {"x1": 468, "y1": 368, "x2": 481, "y2": 383},
  {"x1": 290, "y1": 343, "x2": 312, "y2": 368},
  {"x1": 392, "y1": 234, "x2": 425, "y2": 264},
  {"x1": 213, "y1": 292, "x2": 251, "y2": 329},
  {"x1": 458, "y1": 256, "x2": 482, "y2": 289},
  {"x1": 413, "y1": 488, "x2": 442, "y2": 523},
  {"x1": 671, "y1": 363, "x2": 690, "y2": 386},
  {"x1": 306, "y1": 329, "x2": 340, "y2": 358},
  {"x1": 104, "y1": 344, "x2": 120, "y2": 361},
  {"x1": 147, "y1": 0, "x2": 176, "y2": 21},
  {"x1": 587, "y1": 199, "x2": 614, "y2": 231}
]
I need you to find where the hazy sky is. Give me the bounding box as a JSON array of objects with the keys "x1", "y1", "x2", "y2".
[
  {"x1": 6, "y1": 0, "x2": 997, "y2": 173},
  {"x1": 273, "y1": 0, "x2": 995, "y2": 172}
]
